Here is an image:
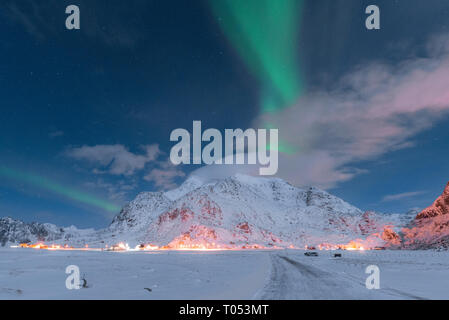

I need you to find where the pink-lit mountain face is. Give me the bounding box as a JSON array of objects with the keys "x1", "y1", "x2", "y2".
[
  {"x1": 0, "y1": 175, "x2": 419, "y2": 249},
  {"x1": 403, "y1": 182, "x2": 449, "y2": 249},
  {"x1": 106, "y1": 175, "x2": 411, "y2": 249}
]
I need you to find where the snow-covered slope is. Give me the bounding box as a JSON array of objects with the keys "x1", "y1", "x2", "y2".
[
  {"x1": 0, "y1": 217, "x2": 92, "y2": 246},
  {"x1": 105, "y1": 174, "x2": 408, "y2": 248},
  {"x1": 1, "y1": 175, "x2": 418, "y2": 248},
  {"x1": 402, "y1": 182, "x2": 449, "y2": 249}
]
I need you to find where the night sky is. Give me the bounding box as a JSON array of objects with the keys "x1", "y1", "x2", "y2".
[{"x1": 1, "y1": 0, "x2": 449, "y2": 228}]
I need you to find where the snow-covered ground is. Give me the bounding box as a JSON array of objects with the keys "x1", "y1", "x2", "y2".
[
  {"x1": 1, "y1": 248, "x2": 448, "y2": 300},
  {"x1": 0, "y1": 248, "x2": 271, "y2": 300},
  {"x1": 258, "y1": 250, "x2": 449, "y2": 299}
]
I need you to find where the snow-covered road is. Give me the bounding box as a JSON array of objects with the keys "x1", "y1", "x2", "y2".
[
  {"x1": 1, "y1": 249, "x2": 448, "y2": 299},
  {"x1": 258, "y1": 254, "x2": 427, "y2": 299}
]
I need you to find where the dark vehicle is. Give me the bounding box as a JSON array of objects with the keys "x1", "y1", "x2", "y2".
[
  {"x1": 334, "y1": 253, "x2": 342, "y2": 258},
  {"x1": 304, "y1": 251, "x2": 319, "y2": 257}
]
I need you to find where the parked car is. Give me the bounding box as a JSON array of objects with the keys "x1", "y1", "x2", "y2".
[{"x1": 304, "y1": 251, "x2": 319, "y2": 257}]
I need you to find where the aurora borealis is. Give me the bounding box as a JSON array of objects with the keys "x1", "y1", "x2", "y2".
[
  {"x1": 209, "y1": 0, "x2": 304, "y2": 114},
  {"x1": 0, "y1": 166, "x2": 120, "y2": 213},
  {"x1": 209, "y1": 0, "x2": 305, "y2": 155},
  {"x1": 2, "y1": 0, "x2": 449, "y2": 227}
]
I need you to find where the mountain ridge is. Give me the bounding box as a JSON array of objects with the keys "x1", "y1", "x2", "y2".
[
  {"x1": 105, "y1": 174, "x2": 409, "y2": 249},
  {"x1": 402, "y1": 182, "x2": 449, "y2": 249},
  {"x1": 0, "y1": 174, "x2": 423, "y2": 249}
]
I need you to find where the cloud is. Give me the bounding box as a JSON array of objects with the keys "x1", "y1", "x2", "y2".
[
  {"x1": 382, "y1": 191, "x2": 427, "y2": 202},
  {"x1": 190, "y1": 33, "x2": 449, "y2": 189},
  {"x1": 190, "y1": 163, "x2": 259, "y2": 184},
  {"x1": 144, "y1": 159, "x2": 186, "y2": 190},
  {"x1": 66, "y1": 144, "x2": 161, "y2": 176},
  {"x1": 84, "y1": 178, "x2": 137, "y2": 204},
  {"x1": 49, "y1": 130, "x2": 64, "y2": 138},
  {"x1": 252, "y1": 33, "x2": 449, "y2": 188},
  {"x1": 68, "y1": 144, "x2": 188, "y2": 193}
]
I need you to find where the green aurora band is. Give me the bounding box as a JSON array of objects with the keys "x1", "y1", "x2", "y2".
[
  {"x1": 209, "y1": 0, "x2": 304, "y2": 154},
  {"x1": 2, "y1": 2, "x2": 305, "y2": 208},
  {"x1": 210, "y1": 0, "x2": 304, "y2": 113},
  {"x1": 0, "y1": 166, "x2": 120, "y2": 213}
]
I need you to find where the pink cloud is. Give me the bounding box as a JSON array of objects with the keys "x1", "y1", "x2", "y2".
[{"x1": 251, "y1": 34, "x2": 449, "y2": 188}]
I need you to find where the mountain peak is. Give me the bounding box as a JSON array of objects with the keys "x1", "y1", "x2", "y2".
[
  {"x1": 164, "y1": 175, "x2": 206, "y2": 201},
  {"x1": 2, "y1": 174, "x2": 419, "y2": 249},
  {"x1": 0, "y1": 217, "x2": 86, "y2": 246},
  {"x1": 444, "y1": 181, "x2": 449, "y2": 195},
  {"x1": 103, "y1": 174, "x2": 405, "y2": 249},
  {"x1": 401, "y1": 181, "x2": 449, "y2": 249},
  {"x1": 416, "y1": 182, "x2": 449, "y2": 220}
]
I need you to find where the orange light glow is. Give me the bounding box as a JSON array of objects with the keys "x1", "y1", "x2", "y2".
[{"x1": 316, "y1": 240, "x2": 370, "y2": 251}]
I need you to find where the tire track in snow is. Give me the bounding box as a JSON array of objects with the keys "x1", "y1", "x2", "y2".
[{"x1": 259, "y1": 254, "x2": 426, "y2": 300}]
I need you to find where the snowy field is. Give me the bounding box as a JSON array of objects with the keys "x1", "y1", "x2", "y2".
[{"x1": 1, "y1": 248, "x2": 448, "y2": 300}]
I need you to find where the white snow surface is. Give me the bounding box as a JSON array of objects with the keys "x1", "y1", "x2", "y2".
[{"x1": 1, "y1": 248, "x2": 448, "y2": 300}]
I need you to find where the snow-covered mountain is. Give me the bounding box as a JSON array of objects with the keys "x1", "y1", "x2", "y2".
[
  {"x1": 0, "y1": 217, "x2": 92, "y2": 247},
  {"x1": 402, "y1": 182, "x2": 449, "y2": 250},
  {"x1": 1, "y1": 174, "x2": 418, "y2": 248},
  {"x1": 105, "y1": 174, "x2": 409, "y2": 248}
]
